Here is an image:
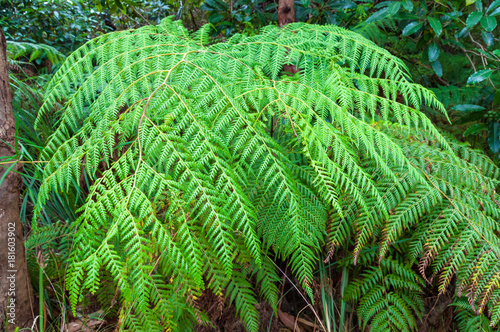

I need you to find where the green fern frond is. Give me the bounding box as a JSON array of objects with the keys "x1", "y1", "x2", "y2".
[
  {"x1": 345, "y1": 255, "x2": 424, "y2": 332},
  {"x1": 33, "y1": 17, "x2": 500, "y2": 330},
  {"x1": 453, "y1": 298, "x2": 494, "y2": 332},
  {"x1": 7, "y1": 40, "x2": 65, "y2": 66}
]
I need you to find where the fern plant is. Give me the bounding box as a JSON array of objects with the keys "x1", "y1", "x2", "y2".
[
  {"x1": 33, "y1": 17, "x2": 500, "y2": 331},
  {"x1": 345, "y1": 253, "x2": 424, "y2": 331},
  {"x1": 7, "y1": 40, "x2": 65, "y2": 66},
  {"x1": 453, "y1": 298, "x2": 494, "y2": 332}
]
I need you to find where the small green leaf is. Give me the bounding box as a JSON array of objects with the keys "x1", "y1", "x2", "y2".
[
  {"x1": 428, "y1": 17, "x2": 442, "y2": 36},
  {"x1": 491, "y1": 7, "x2": 500, "y2": 16},
  {"x1": 466, "y1": 12, "x2": 483, "y2": 27},
  {"x1": 428, "y1": 43, "x2": 440, "y2": 62},
  {"x1": 366, "y1": 8, "x2": 389, "y2": 24},
  {"x1": 455, "y1": 110, "x2": 487, "y2": 124},
  {"x1": 480, "y1": 16, "x2": 497, "y2": 31},
  {"x1": 493, "y1": 89, "x2": 500, "y2": 106},
  {"x1": 456, "y1": 27, "x2": 470, "y2": 38},
  {"x1": 209, "y1": 12, "x2": 225, "y2": 23},
  {"x1": 467, "y1": 69, "x2": 493, "y2": 84},
  {"x1": 431, "y1": 60, "x2": 442, "y2": 77},
  {"x1": 466, "y1": 0, "x2": 476, "y2": 5},
  {"x1": 402, "y1": 0, "x2": 413, "y2": 11},
  {"x1": 199, "y1": 3, "x2": 214, "y2": 11},
  {"x1": 493, "y1": 49, "x2": 500, "y2": 56},
  {"x1": 388, "y1": 2, "x2": 401, "y2": 15},
  {"x1": 205, "y1": 0, "x2": 227, "y2": 10},
  {"x1": 402, "y1": 21, "x2": 423, "y2": 36},
  {"x1": 114, "y1": 0, "x2": 124, "y2": 9},
  {"x1": 481, "y1": 31, "x2": 494, "y2": 46},
  {"x1": 452, "y1": 104, "x2": 486, "y2": 111},
  {"x1": 329, "y1": 1, "x2": 357, "y2": 9},
  {"x1": 464, "y1": 123, "x2": 488, "y2": 136},
  {"x1": 489, "y1": 122, "x2": 500, "y2": 154},
  {"x1": 265, "y1": 3, "x2": 277, "y2": 10},
  {"x1": 487, "y1": 0, "x2": 500, "y2": 13}
]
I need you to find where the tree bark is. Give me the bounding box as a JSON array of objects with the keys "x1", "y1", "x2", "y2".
[
  {"x1": 278, "y1": 0, "x2": 298, "y2": 74},
  {"x1": 0, "y1": 29, "x2": 35, "y2": 331},
  {"x1": 278, "y1": 0, "x2": 295, "y2": 28}
]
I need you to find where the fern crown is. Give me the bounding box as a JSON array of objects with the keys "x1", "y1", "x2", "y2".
[{"x1": 34, "y1": 17, "x2": 500, "y2": 331}]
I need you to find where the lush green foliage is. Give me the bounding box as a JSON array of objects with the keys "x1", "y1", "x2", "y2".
[
  {"x1": 200, "y1": 0, "x2": 368, "y2": 35},
  {"x1": 29, "y1": 15, "x2": 500, "y2": 331},
  {"x1": 200, "y1": 0, "x2": 500, "y2": 160},
  {"x1": 7, "y1": 40, "x2": 65, "y2": 70},
  {"x1": 201, "y1": 0, "x2": 277, "y2": 35},
  {"x1": 0, "y1": 0, "x2": 175, "y2": 55},
  {"x1": 360, "y1": 0, "x2": 500, "y2": 158},
  {"x1": 1, "y1": 0, "x2": 112, "y2": 54}
]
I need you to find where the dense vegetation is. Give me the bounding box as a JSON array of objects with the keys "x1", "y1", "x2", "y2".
[{"x1": 3, "y1": 1, "x2": 500, "y2": 331}]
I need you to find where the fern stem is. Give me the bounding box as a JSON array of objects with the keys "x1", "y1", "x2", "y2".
[
  {"x1": 339, "y1": 266, "x2": 348, "y2": 332},
  {"x1": 39, "y1": 260, "x2": 44, "y2": 332}
]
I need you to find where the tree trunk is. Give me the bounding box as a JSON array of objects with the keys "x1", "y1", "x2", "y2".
[
  {"x1": 278, "y1": 0, "x2": 298, "y2": 74},
  {"x1": 278, "y1": 0, "x2": 295, "y2": 27},
  {"x1": 0, "y1": 29, "x2": 35, "y2": 331}
]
